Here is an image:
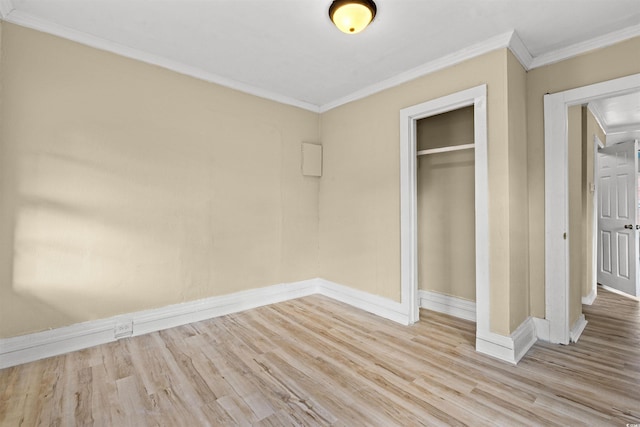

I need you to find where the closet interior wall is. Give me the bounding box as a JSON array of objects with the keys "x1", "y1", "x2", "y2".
[{"x1": 417, "y1": 106, "x2": 476, "y2": 302}]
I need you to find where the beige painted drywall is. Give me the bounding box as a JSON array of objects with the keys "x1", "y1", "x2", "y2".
[
  {"x1": 506, "y1": 51, "x2": 530, "y2": 331},
  {"x1": 319, "y1": 49, "x2": 529, "y2": 335},
  {"x1": 583, "y1": 107, "x2": 606, "y2": 299},
  {"x1": 417, "y1": 107, "x2": 475, "y2": 301},
  {"x1": 0, "y1": 23, "x2": 320, "y2": 338},
  {"x1": 526, "y1": 36, "x2": 640, "y2": 318}
]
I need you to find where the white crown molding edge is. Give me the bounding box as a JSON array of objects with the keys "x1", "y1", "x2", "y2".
[
  {"x1": 418, "y1": 290, "x2": 476, "y2": 322},
  {"x1": 3, "y1": 10, "x2": 320, "y2": 113},
  {"x1": 507, "y1": 30, "x2": 534, "y2": 70},
  {"x1": 587, "y1": 102, "x2": 609, "y2": 133},
  {"x1": 529, "y1": 23, "x2": 640, "y2": 70},
  {"x1": 4, "y1": 7, "x2": 637, "y2": 115},
  {"x1": 0, "y1": 278, "x2": 413, "y2": 369},
  {"x1": 319, "y1": 31, "x2": 515, "y2": 112},
  {"x1": 476, "y1": 316, "x2": 538, "y2": 364},
  {"x1": 0, "y1": 0, "x2": 13, "y2": 19}
]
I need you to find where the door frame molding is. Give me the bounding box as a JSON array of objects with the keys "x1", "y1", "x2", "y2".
[
  {"x1": 399, "y1": 84, "x2": 489, "y2": 338},
  {"x1": 544, "y1": 73, "x2": 640, "y2": 344}
]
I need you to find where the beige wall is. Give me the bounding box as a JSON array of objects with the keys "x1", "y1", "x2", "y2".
[
  {"x1": 526, "y1": 36, "x2": 640, "y2": 318},
  {"x1": 0, "y1": 23, "x2": 320, "y2": 338},
  {"x1": 506, "y1": 51, "x2": 530, "y2": 331},
  {"x1": 583, "y1": 107, "x2": 606, "y2": 299},
  {"x1": 319, "y1": 49, "x2": 529, "y2": 335},
  {"x1": 417, "y1": 107, "x2": 475, "y2": 301},
  {"x1": 3, "y1": 20, "x2": 638, "y2": 341}
]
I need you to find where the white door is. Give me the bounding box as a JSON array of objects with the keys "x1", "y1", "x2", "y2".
[{"x1": 597, "y1": 139, "x2": 640, "y2": 297}]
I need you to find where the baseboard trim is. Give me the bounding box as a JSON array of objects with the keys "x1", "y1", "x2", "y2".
[
  {"x1": 133, "y1": 280, "x2": 317, "y2": 336},
  {"x1": 0, "y1": 280, "x2": 318, "y2": 369},
  {"x1": 476, "y1": 317, "x2": 537, "y2": 364},
  {"x1": 0, "y1": 278, "x2": 411, "y2": 368},
  {"x1": 417, "y1": 290, "x2": 476, "y2": 322},
  {"x1": 570, "y1": 314, "x2": 588, "y2": 343},
  {"x1": 2, "y1": 279, "x2": 546, "y2": 368},
  {"x1": 532, "y1": 317, "x2": 550, "y2": 342},
  {"x1": 582, "y1": 289, "x2": 597, "y2": 305},
  {"x1": 315, "y1": 278, "x2": 409, "y2": 325}
]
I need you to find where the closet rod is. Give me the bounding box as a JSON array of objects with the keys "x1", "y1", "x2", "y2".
[{"x1": 417, "y1": 143, "x2": 475, "y2": 156}]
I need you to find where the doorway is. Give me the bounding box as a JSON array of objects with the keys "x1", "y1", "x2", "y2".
[
  {"x1": 399, "y1": 84, "x2": 491, "y2": 354},
  {"x1": 544, "y1": 73, "x2": 640, "y2": 344}
]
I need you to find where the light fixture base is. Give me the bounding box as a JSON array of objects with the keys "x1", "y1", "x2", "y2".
[{"x1": 329, "y1": 0, "x2": 377, "y2": 34}]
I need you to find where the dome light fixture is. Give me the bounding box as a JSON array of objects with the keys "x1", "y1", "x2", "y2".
[{"x1": 329, "y1": 0, "x2": 377, "y2": 34}]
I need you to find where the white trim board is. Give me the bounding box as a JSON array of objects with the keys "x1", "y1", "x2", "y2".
[
  {"x1": 0, "y1": 278, "x2": 411, "y2": 369},
  {"x1": 417, "y1": 290, "x2": 542, "y2": 364},
  {"x1": 570, "y1": 315, "x2": 588, "y2": 343},
  {"x1": 476, "y1": 317, "x2": 538, "y2": 365},
  {"x1": 418, "y1": 290, "x2": 476, "y2": 322}
]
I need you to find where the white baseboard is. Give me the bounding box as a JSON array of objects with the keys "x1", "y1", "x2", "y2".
[
  {"x1": 417, "y1": 290, "x2": 476, "y2": 322},
  {"x1": 570, "y1": 314, "x2": 588, "y2": 343},
  {"x1": 476, "y1": 317, "x2": 537, "y2": 364},
  {"x1": 582, "y1": 288, "x2": 597, "y2": 305},
  {"x1": 0, "y1": 278, "x2": 412, "y2": 369},
  {"x1": 315, "y1": 278, "x2": 409, "y2": 325},
  {"x1": 1, "y1": 278, "x2": 543, "y2": 368},
  {"x1": 0, "y1": 280, "x2": 318, "y2": 369},
  {"x1": 133, "y1": 280, "x2": 317, "y2": 336},
  {"x1": 532, "y1": 317, "x2": 550, "y2": 342}
]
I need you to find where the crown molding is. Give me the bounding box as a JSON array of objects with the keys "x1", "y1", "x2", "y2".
[
  {"x1": 0, "y1": 0, "x2": 14, "y2": 19},
  {"x1": 3, "y1": 10, "x2": 321, "y2": 113},
  {"x1": 3, "y1": 5, "x2": 638, "y2": 113},
  {"x1": 507, "y1": 29, "x2": 534, "y2": 70},
  {"x1": 587, "y1": 101, "x2": 608, "y2": 132},
  {"x1": 319, "y1": 30, "x2": 515, "y2": 112},
  {"x1": 529, "y1": 23, "x2": 640, "y2": 69}
]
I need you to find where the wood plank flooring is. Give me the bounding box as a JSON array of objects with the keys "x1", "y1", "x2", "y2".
[{"x1": 1, "y1": 287, "x2": 638, "y2": 426}]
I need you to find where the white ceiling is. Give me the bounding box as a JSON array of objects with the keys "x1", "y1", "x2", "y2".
[
  {"x1": 590, "y1": 91, "x2": 640, "y2": 144},
  {"x1": 1, "y1": 0, "x2": 639, "y2": 112}
]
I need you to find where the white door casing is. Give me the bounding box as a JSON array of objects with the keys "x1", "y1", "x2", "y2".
[
  {"x1": 597, "y1": 140, "x2": 639, "y2": 296},
  {"x1": 544, "y1": 73, "x2": 640, "y2": 344},
  {"x1": 400, "y1": 84, "x2": 490, "y2": 347}
]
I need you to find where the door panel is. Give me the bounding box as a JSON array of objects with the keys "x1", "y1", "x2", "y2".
[
  {"x1": 601, "y1": 231, "x2": 611, "y2": 274},
  {"x1": 597, "y1": 139, "x2": 639, "y2": 297}
]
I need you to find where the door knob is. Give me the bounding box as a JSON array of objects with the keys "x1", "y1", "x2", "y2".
[{"x1": 624, "y1": 224, "x2": 634, "y2": 229}]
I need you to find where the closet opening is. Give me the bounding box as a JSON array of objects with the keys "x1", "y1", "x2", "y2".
[
  {"x1": 417, "y1": 106, "x2": 476, "y2": 322},
  {"x1": 401, "y1": 85, "x2": 495, "y2": 359}
]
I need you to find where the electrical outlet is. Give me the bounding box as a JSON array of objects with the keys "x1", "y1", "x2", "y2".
[{"x1": 114, "y1": 319, "x2": 133, "y2": 339}]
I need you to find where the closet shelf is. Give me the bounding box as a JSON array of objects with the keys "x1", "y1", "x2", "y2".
[{"x1": 417, "y1": 143, "x2": 475, "y2": 156}]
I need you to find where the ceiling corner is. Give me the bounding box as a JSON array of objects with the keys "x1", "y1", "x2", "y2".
[
  {"x1": 529, "y1": 23, "x2": 640, "y2": 69},
  {"x1": 587, "y1": 102, "x2": 609, "y2": 133},
  {"x1": 0, "y1": 0, "x2": 14, "y2": 19},
  {"x1": 507, "y1": 30, "x2": 533, "y2": 70}
]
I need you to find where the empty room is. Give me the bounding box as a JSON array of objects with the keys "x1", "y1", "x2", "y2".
[{"x1": 1, "y1": 0, "x2": 639, "y2": 425}]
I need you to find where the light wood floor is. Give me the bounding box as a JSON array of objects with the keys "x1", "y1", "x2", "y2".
[{"x1": 1, "y1": 288, "x2": 638, "y2": 426}]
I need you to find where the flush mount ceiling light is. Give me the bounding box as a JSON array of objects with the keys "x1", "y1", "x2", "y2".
[{"x1": 329, "y1": 0, "x2": 377, "y2": 34}]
